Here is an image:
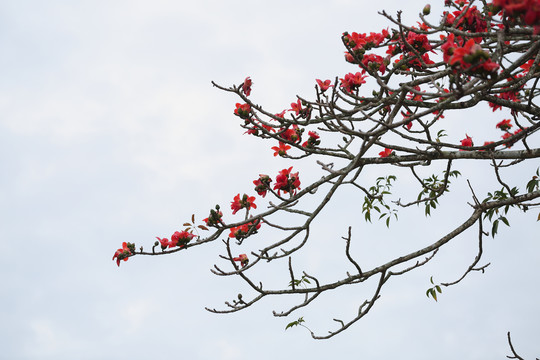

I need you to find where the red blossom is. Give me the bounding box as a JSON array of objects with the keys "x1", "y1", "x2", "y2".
[
  {"x1": 231, "y1": 194, "x2": 257, "y2": 215},
  {"x1": 460, "y1": 134, "x2": 474, "y2": 150},
  {"x1": 340, "y1": 72, "x2": 368, "y2": 93},
  {"x1": 234, "y1": 103, "x2": 251, "y2": 119},
  {"x1": 253, "y1": 174, "x2": 272, "y2": 197},
  {"x1": 379, "y1": 148, "x2": 394, "y2": 158},
  {"x1": 112, "y1": 242, "x2": 133, "y2": 266},
  {"x1": 316, "y1": 79, "x2": 333, "y2": 92},
  {"x1": 271, "y1": 142, "x2": 291, "y2": 157},
  {"x1": 171, "y1": 230, "x2": 196, "y2": 247},
  {"x1": 203, "y1": 208, "x2": 223, "y2": 227},
  {"x1": 228, "y1": 220, "x2": 262, "y2": 240},
  {"x1": 273, "y1": 167, "x2": 301, "y2": 196},
  {"x1": 290, "y1": 99, "x2": 303, "y2": 115},
  {"x1": 279, "y1": 124, "x2": 302, "y2": 143},
  {"x1": 232, "y1": 254, "x2": 249, "y2": 267},
  {"x1": 496, "y1": 119, "x2": 513, "y2": 131},
  {"x1": 156, "y1": 236, "x2": 172, "y2": 250},
  {"x1": 242, "y1": 77, "x2": 252, "y2": 96},
  {"x1": 302, "y1": 131, "x2": 321, "y2": 148}
]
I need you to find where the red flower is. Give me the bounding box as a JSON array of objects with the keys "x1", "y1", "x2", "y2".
[
  {"x1": 273, "y1": 167, "x2": 301, "y2": 196},
  {"x1": 290, "y1": 99, "x2": 303, "y2": 115},
  {"x1": 253, "y1": 174, "x2": 272, "y2": 197},
  {"x1": 242, "y1": 77, "x2": 252, "y2": 96},
  {"x1": 316, "y1": 79, "x2": 333, "y2": 92},
  {"x1": 379, "y1": 148, "x2": 394, "y2": 158},
  {"x1": 279, "y1": 124, "x2": 302, "y2": 143},
  {"x1": 271, "y1": 141, "x2": 291, "y2": 157},
  {"x1": 171, "y1": 230, "x2": 196, "y2": 247},
  {"x1": 496, "y1": 119, "x2": 513, "y2": 131},
  {"x1": 231, "y1": 193, "x2": 257, "y2": 215},
  {"x1": 112, "y1": 242, "x2": 133, "y2": 266},
  {"x1": 228, "y1": 220, "x2": 262, "y2": 240},
  {"x1": 302, "y1": 131, "x2": 321, "y2": 148},
  {"x1": 460, "y1": 134, "x2": 473, "y2": 150},
  {"x1": 340, "y1": 72, "x2": 368, "y2": 93},
  {"x1": 156, "y1": 236, "x2": 172, "y2": 250},
  {"x1": 233, "y1": 254, "x2": 249, "y2": 267},
  {"x1": 234, "y1": 103, "x2": 251, "y2": 119},
  {"x1": 203, "y1": 208, "x2": 223, "y2": 227}
]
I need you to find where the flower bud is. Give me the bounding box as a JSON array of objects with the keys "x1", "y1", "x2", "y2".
[{"x1": 423, "y1": 4, "x2": 431, "y2": 15}]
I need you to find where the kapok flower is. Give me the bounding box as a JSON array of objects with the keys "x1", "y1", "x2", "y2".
[
  {"x1": 279, "y1": 124, "x2": 302, "y2": 143},
  {"x1": 302, "y1": 131, "x2": 321, "y2": 148},
  {"x1": 233, "y1": 254, "x2": 249, "y2": 267},
  {"x1": 234, "y1": 103, "x2": 251, "y2": 119},
  {"x1": 203, "y1": 207, "x2": 223, "y2": 227},
  {"x1": 112, "y1": 242, "x2": 134, "y2": 266},
  {"x1": 496, "y1": 119, "x2": 513, "y2": 131},
  {"x1": 460, "y1": 134, "x2": 473, "y2": 150},
  {"x1": 242, "y1": 77, "x2": 252, "y2": 96},
  {"x1": 316, "y1": 79, "x2": 333, "y2": 92},
  {"x1": 253, "y1": 174, "x2": 272, "y2": 197},
  {"x1": 290, "y1": 99, "x2": 303, "y2": 115},
  {"x1": 273, "y1": 167, "x2": 301, "y2": 196},
  {"x1": 271, "y1": 142, "x2": 291, "y2": 157},
  {"x1": 231, "y1": 194, "x2": 257, "y2": 215},
  {"x1": 228, "y1": 220, "x2": 262, "y2": 240},
  {"x1": 171, "y1": 230, "x2": 196, "y2": 248},
  {"x1": 340, "y1": 72, "x2": 368, "y2": 93},
  {"x1": 379, "y1": 148, "x2": 394, "y2": 158},
  {"x1": 156, "y1": 236, "x2": 172, "y2": 250}
]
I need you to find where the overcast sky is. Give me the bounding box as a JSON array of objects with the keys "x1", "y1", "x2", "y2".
[{"x1": 1, "y1": 1, "x2": 539, "y2": 359}]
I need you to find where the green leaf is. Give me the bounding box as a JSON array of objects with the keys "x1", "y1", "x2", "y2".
[
  {"x1": 500, "y1": 216, "x2": 510, "y2": 227},
  {"x1": 435, "y1": 285, "x2": 442, "y2": 293},
  {"x1": 537, "y1": 212, "x2": 540, "y2": 221},
  {"x1": 492, "y1": 220, "x2": 499, "y2": 238},
  {"x1": 430, "y1": 276, "x2": 434, "y2": 284}
]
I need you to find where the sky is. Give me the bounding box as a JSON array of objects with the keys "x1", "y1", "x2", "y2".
[{"x1": 0, "y1": 1, "x2": 539, "y2": 359}]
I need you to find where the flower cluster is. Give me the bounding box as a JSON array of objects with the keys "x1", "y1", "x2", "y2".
[
  {"x1": 273, "y1": 167, "x2": 301, "y2": 196},
  {"x1": 443, "y1": 35, "x2": 499, "y2": 75},
  {"x1": 493, "y1": 0, "x2": 540, "y2": 34},
  {"x1": 157, "y1": 230, "x2": 196, "y2": 250}
]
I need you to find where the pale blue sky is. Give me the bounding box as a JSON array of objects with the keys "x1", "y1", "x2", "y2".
[{"x1": 1, "y1": 1, "x2": 538, "y2": 359}]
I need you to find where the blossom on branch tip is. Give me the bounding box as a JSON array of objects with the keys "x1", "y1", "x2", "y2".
[
  {"x1": 316, "y1": 79, "x2": 333, "y2": 92},
  {"x1": 242, "y1": 77, "x2": 252, "y2": 96},
  {"x1": 231, "y1": 194, "x2": 257, "y2": 215},
  {"x1": 233, "y1": 254, "x2": 249, "y2": 267},
  {"x1": 112, "y1": 242, "x2": 134, "y2": 266}
]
